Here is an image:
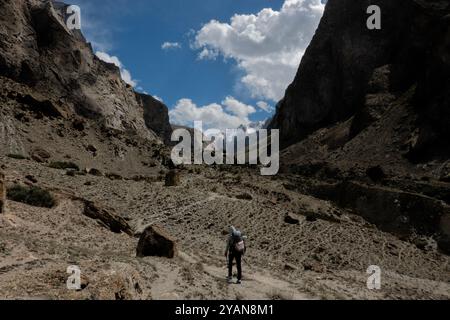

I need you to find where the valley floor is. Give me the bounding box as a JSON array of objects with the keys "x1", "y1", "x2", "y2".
[{"x1": 0, "y1": 157, "x2": 449, "y2": 300}]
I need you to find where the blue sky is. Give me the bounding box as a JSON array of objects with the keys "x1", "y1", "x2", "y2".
[{"x1": 67, "y1": 0, "x2": 325, "y2": 129}]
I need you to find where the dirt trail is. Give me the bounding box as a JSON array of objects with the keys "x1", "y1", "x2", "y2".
[
  {"x1": 202, "y1": 264, "x2": 311, "y2": 300},
  {"x1": 148, "y1": 250, "x2": 313, "y2": 300}
]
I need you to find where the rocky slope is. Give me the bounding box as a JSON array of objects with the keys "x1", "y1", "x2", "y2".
[
  {"x1": 0, "y1": 0, "x2": 172, "y2": 163},
  {"x1": 1, "y1": 157, "x2": 449, "y2": 300},
  {"x1": 269, "y1": 0, "x2": 450, "y2": 253}
]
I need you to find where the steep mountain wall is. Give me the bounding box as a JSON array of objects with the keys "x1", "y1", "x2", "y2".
[{"x1": 269, "y1": 0, "x2": 450, "y2": 153}]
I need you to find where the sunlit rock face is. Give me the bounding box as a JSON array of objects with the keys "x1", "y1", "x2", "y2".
[{"x1": 0, "y1": 0, "x2": 171, "y2": 144}]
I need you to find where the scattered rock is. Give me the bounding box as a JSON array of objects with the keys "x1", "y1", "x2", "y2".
[
  {"x1": 303, "y1": 210, "x2": 341, "y2": 224},
  {"x1": 236, "y1": 193, "x2": 253, "y2": 201},
  {"x1": 82, "y1": 200, "x2": 133, "y2": 236},
  {"x1": 366, "y1": 166, "x2": 387, "y2": 183},
  {"x1": 31, "y1": 148, "x2": 51, "y2": 161},
  {"x1": 106, "y1": 172, "x2": 123, "y2": 181},
  {"x1": 66, "y1": 170, "x2": 76, "y2": 177},
  {"x1": 302, "y1": 259, "x2": 326, "y2": 273},
  {"x1": 31, "y1": 154, "x2": 45, "y2": 163},
  {"x1": 305, "y1": 214, "x2": 318, "y2": 223},
  {"x1": 412, "y1": 236, "x2": 437, "y2": 252},
  {"x1": 284, "y1": 213, "x2": 300, "y2": 225},
  {"x1": 88, "y1": 168, "x2": 103, "y2": 177},
  {"x1": 136, "y1": 225, "x2": 178, "y2": 258},
  {"x1": 86, "y1": 144, "x2": 97, "y2": 153},
  {"x1": 283, "y1": 183, "x2": 297, "y2": 191},
  {"x1": 72, "y1": 119, "x2": 85, "y2": 131},
  {"x1": 7, "y1": 154, "x2": 27, "y2": 160},
  {"x1": 165, "y1": 170, "x2": 180, "y2": 187},
  {"x1": 49, "y1": 161, "x2": 80, "y2": 171},
  {"x1": 439, "y1": 164, "x2": 450, "y2": 183},
  {"x1": 25, "y1": 175, "x2": 37, "y2": 183},
  {"x1": 132, "y1": 175, "x2": 156, "y2": 183},
  {"x1": 284, "y1": 263, "x2": 298, "y2": 271}
]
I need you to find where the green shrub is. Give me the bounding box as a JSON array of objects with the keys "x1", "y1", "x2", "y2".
[
  {"x1": 7, "y1": 185, "x2": 56, "y2": 208},
  {"x1": 7, "y1": 154, "x2": 27, "y2": 160},
  {"x1": 48, "y1": 161, "x2": 79, "y2": 171}
]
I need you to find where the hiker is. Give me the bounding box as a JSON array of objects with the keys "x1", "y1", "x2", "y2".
[{"x1": 225, "y1": 226, "x2": 246, "y2": 284}]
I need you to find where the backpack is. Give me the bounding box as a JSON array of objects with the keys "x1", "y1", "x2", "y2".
[{"x1": 233, "y1": 234, "x2": 245, "y2": 254}]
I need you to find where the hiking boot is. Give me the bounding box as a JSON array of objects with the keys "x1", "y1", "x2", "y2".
[
  {"x1": 227, "y1": 277, "x2": 233, "y2": 284},
  {"x1": 236, "y1": 280, "x2": 242, "y2": 284}
]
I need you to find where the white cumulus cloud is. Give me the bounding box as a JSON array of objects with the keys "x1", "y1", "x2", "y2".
[
  {"x1": 162, "y1": 42, "x2": 182, "y2": 50},
  {"x1": 95, "y1": 51, "x2": 137, "y2": 87},
  {"x1": 193, "y1": 0, "x2": 325, "y2": 102},
  {"x1": 169, "y1": 97, "x2": 258, "y2": 130},
  {"x1": 256, "y1": 101, "x2": 273, "y2": 113},
  {"x1": 222, "y1": 96, "x2": 256, "y2": 119}
]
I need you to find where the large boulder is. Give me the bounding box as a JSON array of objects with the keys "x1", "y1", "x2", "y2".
[
  {"x1": 136, "y1": 225, "x2": 178, "y2": 259},
  {"x1": 31, "y1": 147, "x2": 51, "y2": 163}
]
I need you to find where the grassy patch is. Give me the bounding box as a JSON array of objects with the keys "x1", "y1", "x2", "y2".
[
  {"x1": 7, "y1": 185, "x2": 56, "y2": 208},
  {"x1": 48, "y1": 161, "x2": 79, "y2": 171}
]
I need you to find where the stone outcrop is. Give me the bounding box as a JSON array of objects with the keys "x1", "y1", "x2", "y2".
[
  {"x1": 135, "y1": 93, "x2": 172, "y2": 145},
  {"x1": 349, "y1": 65, "x2": 397, "y2": 139},
  {"x1": 309, "y1": 181, "x2": 450, "y2": 251},
  {"x1": 82, "y1": 200, "x2": 133, "y2": 236},
  {"x1": 136, "y1": 225, "x2": 178, "y2": 258}
]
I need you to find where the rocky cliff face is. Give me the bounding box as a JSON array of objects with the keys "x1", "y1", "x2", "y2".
[
  {"x1": 269, "y1": 0, "x2": 450, "y2": 154},
  {"x1": 269, "y1": 0, "x2": 450, "y2": 253},
  {"x1": 0, "y1": 0, "x2": 172, "y2": 147},
  {"x1": 135, "y1": 93, "x2": 172, "y2": 145}
]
